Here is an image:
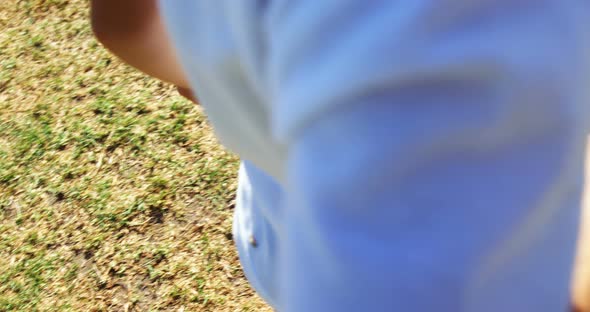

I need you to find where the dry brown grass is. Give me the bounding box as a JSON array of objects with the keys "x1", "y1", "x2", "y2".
[{"x1": 0, "y1": 0, "x2": 270, "y2": 310}]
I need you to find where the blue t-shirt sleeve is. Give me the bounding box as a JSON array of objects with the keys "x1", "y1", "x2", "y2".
[{"x1": 268, "y1": 2, "x2": 590, "y2": 311}]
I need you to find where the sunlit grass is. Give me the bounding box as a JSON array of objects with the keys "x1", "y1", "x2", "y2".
[{"x1": 0, "y1": 1, "x2": 268, "y2": 310}]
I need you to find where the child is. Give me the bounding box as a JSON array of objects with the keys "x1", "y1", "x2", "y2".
[{"x1": 91, "y1": 1, "x2": 590, "y2": 311}]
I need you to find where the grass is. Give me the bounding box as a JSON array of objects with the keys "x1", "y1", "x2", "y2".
[{"x1": 0, "y1": 0, "x2": 270, "y2": 311}]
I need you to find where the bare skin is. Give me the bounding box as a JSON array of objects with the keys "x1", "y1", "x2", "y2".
[
  {"x1": 572, "y1": 142, "x2": 590, "y2": 312},
  {"x1": 90, "y1": 0, "x2": 196, "y2": 102},
  {"x1": 89, "y1": 2, "x2": 589, "y2": 310},
  {"x1": 176, "y1": 86, "x2": 198, "y2": 104}
]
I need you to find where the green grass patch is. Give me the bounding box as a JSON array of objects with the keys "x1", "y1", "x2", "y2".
[{"x1": 0, "y1": 0, "x2": 268, "y2": 310}]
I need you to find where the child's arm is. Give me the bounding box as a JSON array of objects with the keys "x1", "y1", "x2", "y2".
[
  {"x1": 90, "y1": 0, "x2": 190, "y2": 89},
  {"x1": 572, "y1": 148, "x2": 590, "y2": 312}
]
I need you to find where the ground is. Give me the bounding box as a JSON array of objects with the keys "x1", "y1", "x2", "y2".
[{"x1": 0, "y1": 0, "x2": 270, "y2": 311}]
